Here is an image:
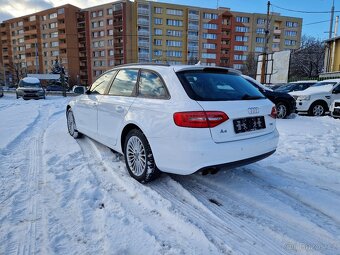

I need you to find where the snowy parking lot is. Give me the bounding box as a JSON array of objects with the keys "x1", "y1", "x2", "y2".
[{"x1": 1, "y1": 94, "x2": 340, "y2": 255}]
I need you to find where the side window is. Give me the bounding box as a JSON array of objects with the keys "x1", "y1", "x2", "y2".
[
  {"x1": 334, "y1": 84, "x2": 340, "y2": 93},
  {"x1": 138, "y1": 70, "x2": 168, "y2": 98},
  {"x1": 90, "y1": 71, "x2": 117, "y2": 94},
  {"x1": 108, "y1": 69, "x2": 138, "y2": 96}
]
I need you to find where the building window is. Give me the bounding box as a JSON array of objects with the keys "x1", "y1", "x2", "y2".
[
  {"x1": 285, "y1": 30, "x2": 297, "y2": 37},
  {"x1": 235, "y1": 35, "x2": 248, "y2": 42},
  {"x1": 256, "y1": 28, "x2": 265, "y2": 34},
  {"x1": 107, "y1": 8, "x2": 113, "y2": 15},
  {"x1": 167, "y1": 51, "x2": 182, "y2": 57},
  {"x1": 203, "y1": 23, "x2": 218, "y2": 30},
  {"x1": 202, "y1": 33, "x2": 217, "y2": 39},
  {"x1": 233, "y1": 64, "x2": 243, "y2": 69},
  {"x1": 49, "y1": 13, "x2": 57, "y2": 19},
  {"x1": 201, "y1": 53, "x2": 216, "y2": 59},
  {"x1": 257, "y1": 18, "x2": 266, "y2": 24},
  {"x1": 51, "y1": 50, "x2": 59, "y2": 56},
  {"x1": 286, "y1": 21, "x2": 298, "y2": 27},
  {"x1": 203, "y1": 13, "x2": 218, "y2": 20},
  {"x1": 98, "y1": 10, "x2": 103, "y2": 17},
  {"x1": 154, "y1": 50, "x2": 162, "y2": 56},
  {"x1": 99, "y1": 20, "x2": 104, "y2": 27},
  {"x1": 29, "y1": 15, "x2": 36, "y2": 21},
  {"x1": 166, "y1": 40, "x2": 182, "y2": 47},
  {"x1": 236, "y1": 16, "x2": 250, "y2": 23},
  {"x1": 284, "y1": 39, "x2": 296, "y2": 46},
  {"x1": 255, "y1": 46, "x2": 264, "y2": 52},
  {"x1": 235, "y1": 26, "x2": 249, "y2": 32},
  {"x1": 91, "y1": 12, "x2": 97, "y2": 18},
  {"x1": 51, "y1": 41, "x2": 59, "y2": 47},
  {"x1": 50, "y1": 32, "x2": 58, "y2": 38},
  {"x1": 154, "y1": 39, "x2": 162, "y2": 46},
  {"x1": 202, "y1": 43, "x2": 216, "y2": 49},
  {"x1": 107, "y1": 19, "x2": 113, "y2": 25},
  {"x1": 154, "y1": 7, "x2": 163, "y2": 14},
  {"x1": 272, "y1": 43, "x2": 280, "y2": 49},
  {"x1": 154, "y1": 18, "x2": 163, "y2": 25},
  {"x1": 166, "y1": 9, "x2": 183, "y2": 16},
  {"x1": 107, "y1": 29, "x2": 113, "y2": 36},
  {"x1": 154, "y1": 28, "x2": 163, "y2": 35},
  {"x1": 166, "y1": 29, "x2": 182, "y2": 37},
  {"x1": 92, "y1": 22, "x2": 98, "y2": 28},
  {"x1": 49, "y1": 22, "x2": 58, "y2": 29},
  {"x1": 256, "y1": 37, "x2": 265, "y2": 43},
  {"x1": 166, "y1": 19, "x2": 183, "y2": 27},
  {"x1": 108, "y1": 50, "x2": 114, "y2": 56},
  {"x1": 108, "y1": 39, "x2": 113, "y2": 46},
  {"x1": 234, "y1": 45, "x2": 248, "y2": 51},
  {"x1": 58, "y1": 8, "x2": 64, "y2": 14},
  {"x1": 234, "y1": 55, "x2": 247, "y2": 61}
]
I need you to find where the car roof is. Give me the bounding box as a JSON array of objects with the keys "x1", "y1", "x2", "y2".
[
  {"x1": 109, "y1": 63, "x2": 241, "y2": 74},
  {"x1": 22, "y1": 77, "x2": 40, "y2": 83},
  {"x1": 289, "y1": 80, "x2": 317, "y2": 84},
  {"x1": 319, "y1": 78, "x2": 340, "y2": 83}
]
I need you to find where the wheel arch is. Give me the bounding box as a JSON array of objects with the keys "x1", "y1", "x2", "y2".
[
  {"x1": 309, "y1": 99, "x2": 329, "y2": 111},
  {"x1": 120, "y1": 123, "x2": 144, "y2": 153}
]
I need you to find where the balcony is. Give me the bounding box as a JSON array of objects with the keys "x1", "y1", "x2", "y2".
[
  {"x1": 138, "y1": 41, "x2": 149, "y2": 48},
  {"x1": 114, "y1": 42, "x2": 123, "y2": 48},
  {"x1": 220, "y1": 53, "x2": 229, "y2": 58},
  {"x1": 24, "y1": 29, "x2": 37, "y2": 36},
  {"x1": 274, "y1": 29, "x2": 281, "y2": 34},
  {"x1": 58, "y1": 23, "x2": 65, "y2": 29},
  {"x1": 188, "y1": 46, "x2": 198, "y2": 51},
  {"x1": 188, "y1": 14, "x2": 199, "y2": 20},
  {"x1": 59, "y1": 33, "x2": 66, "y2": 39},
  {"x1": 272, "y1": 47, "x2": 280, "y2": 52},
  {"x1": 188, "y1": 25, "x2": 199, "y2": 30},
  {"x1": 137, "y1": 19, "x2": 149, "y2": 26},
  {"x1": 221, "y1": 33, "x2": 230, "y2": 39},
  {"x1": 58, "y1": 13, "x2": 65, "y2": 20},
  {"x1": 138, "y1": 30, "x2": 150, "y2": 37},
  {"x1": 114, "y1": 31, "x2": 123, "y2": 36},
  {"x1": 25, "y1": 38, "x2": 38, "y2": 44},
  {"x1": 273, "y1": 38, "x2": 281, "y2": 43},
  {"x1": 137, "y1": 8, "x2": 149, "y2": 15},
  {"x1": 59, "y1": 43, "x2": 67, "y2": 49},
  {"x1": 78, "y1": 27, "x2": 85, "y2": 33},
  {"x1": 188, "y1": 35, "x2": 199, "y2": 41}
]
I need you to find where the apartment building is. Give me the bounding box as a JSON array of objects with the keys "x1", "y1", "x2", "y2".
[
  {"x1": 0, "y1": 0, "x2": 302, "y2": 86},
  {"x1": 0, "y1": 4, "x2": 80, "y2": 86}
]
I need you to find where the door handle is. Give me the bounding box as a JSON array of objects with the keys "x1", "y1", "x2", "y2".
[{"x1": 115, "y1": 106, "x2": 124, "y2": 113}]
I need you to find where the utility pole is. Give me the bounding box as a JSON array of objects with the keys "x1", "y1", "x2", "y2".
[
  {"x1": 261, "y1": 1, "x2": 270, "y2": 84},
  {"x1": 329, "y1": 0, "x2": 335, "y2": 39}
]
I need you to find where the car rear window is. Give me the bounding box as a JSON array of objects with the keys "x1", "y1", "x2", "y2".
[
  {"x1": 177, "y1": 70, "x2": 266, "y2": 101},
  {"x1": 312, "y1": 82, "x2": 337, "y2": 87}
]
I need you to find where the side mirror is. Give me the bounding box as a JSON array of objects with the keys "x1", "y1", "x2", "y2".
[
  {"x1": 85, "y1": 90, "x2": 91, "y2": 95},
  {"x1": 332, "y1": 89, "x2": 340, "y2": 94}
]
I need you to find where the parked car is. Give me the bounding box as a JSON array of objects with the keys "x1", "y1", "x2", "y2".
[
  {"x1": 290, "y1": 79, "x2": 340, "y2": 116},
  {"x1": 242, "y1": 75, "x2": 296, "y2": 119},
  {"x1": 72, "y1": 85, "x2": 86, "y2": 94},
  {"x1": 274, "y1": 81, "x2": 317, "y2": 93},
  {"x1": 66, "y1": 64, "x2": 279, "y2": 183},
  {"x1": 46, "y1": 85, "x2": 68, "y2": 92},
  {"x1": 0, "y1": 86, "x2": 3, "y2": 97},
  {"x1": 330, "y1": 99, "x2": 340, "y2": 118},
  {"x1": 16, "y1": 77, "x2": 45, "y2": 100}
]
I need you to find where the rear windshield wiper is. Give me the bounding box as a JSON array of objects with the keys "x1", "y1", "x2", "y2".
[{"x1": 242, "y1": 94, "x2": 264, "y2": 100}]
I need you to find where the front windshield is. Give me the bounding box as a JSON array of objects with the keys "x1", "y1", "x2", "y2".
[
  {"x1": 19, "y1": 80, "x2": 41, "y2": 88},
  {"x1": 312, "y1": 82, "x2": 337, "y2": 87}
]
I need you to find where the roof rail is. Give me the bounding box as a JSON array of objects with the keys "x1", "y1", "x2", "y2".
[{"x1": 113, "y1": 63, "x2": 171, "y2": 68}]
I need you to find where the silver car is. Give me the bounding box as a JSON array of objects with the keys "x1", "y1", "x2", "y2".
[{"x1": 16, "y1": 77, "x2": 45, "y2": 100}]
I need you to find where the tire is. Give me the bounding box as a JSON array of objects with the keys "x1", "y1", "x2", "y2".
[
  {"x1": 124, "y1": 129, "x2": 160, "y2": 183},
  {"x1": 276, "y1": 102, "x2": 288, "y2": 119},
  {"x1": 308, "y1": 102, "x2": 327, "y2": 116},
  {"x1": 66, "y1": 108, "x2": 82, "y2": 139},
  {"x1": 16, "y1": 94, "x2": 19, "y2": 99}
]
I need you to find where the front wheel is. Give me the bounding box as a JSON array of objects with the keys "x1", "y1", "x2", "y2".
[
  {"x1": 308, "y1": 102, "x2": 327, "y2": 116},
  {"x1": 66, "y1": 108, "x2": 82, "y2": 139},
  {"x1": 124, "y1": 129, "x2": 160, "y2": 183}
]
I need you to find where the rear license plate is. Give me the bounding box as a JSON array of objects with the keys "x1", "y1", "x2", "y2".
[{"x1": 233, "y1": 116, "x2": 266, "y2": 134}]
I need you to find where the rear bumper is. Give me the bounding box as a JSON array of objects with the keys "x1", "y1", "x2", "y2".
[{"x1": 149, "y1": 129, "x2": 279, "y2": 175}]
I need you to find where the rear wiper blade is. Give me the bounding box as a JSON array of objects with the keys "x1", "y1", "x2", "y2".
[{"x1": 242, "y1": 94, "x2": 264, "y2": 100}]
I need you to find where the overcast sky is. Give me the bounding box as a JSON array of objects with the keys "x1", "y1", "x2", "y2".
[{"x1": 0, "y1": 0, "x2": 336, "y2": 40}]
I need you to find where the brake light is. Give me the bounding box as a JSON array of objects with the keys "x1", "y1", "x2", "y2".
[
  {"x1": 173, "y1": 111, "x2": 229, "y2": 128},
  {"x1": 270, "y1": 106, "x2": 277, "y2": 119}
]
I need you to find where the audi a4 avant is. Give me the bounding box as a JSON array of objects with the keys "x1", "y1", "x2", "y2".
[{"x1": 66, "y1": 64, "x2": 279, "y2": 183}]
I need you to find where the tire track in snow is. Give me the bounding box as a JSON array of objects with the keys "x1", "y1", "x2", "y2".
[
  {"x1": 177, "y1": 174, "x2": 336, "y2": 255},
  {"x1": 77, "y1": 137, "x2": 221, "y2": 254},
  {"x1": 237, "y1": 168, "x2": 340, "y2": 237}
]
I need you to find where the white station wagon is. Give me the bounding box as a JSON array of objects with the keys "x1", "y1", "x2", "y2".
[{"x1": 66, "y1": 64, "x2": 279, "y2": 183}]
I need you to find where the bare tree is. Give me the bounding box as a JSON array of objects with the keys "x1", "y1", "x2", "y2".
[
  {"x1": 240, "y1": 52, "x2": 257, "y2": 78},
  {"x1": 289, "y1": 36, "x2": 324, "y2": 80}
]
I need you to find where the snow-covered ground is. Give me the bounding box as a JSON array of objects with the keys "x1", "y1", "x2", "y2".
[{"x1": 1, "y1": 94, "x2": 340, "y2": 255}]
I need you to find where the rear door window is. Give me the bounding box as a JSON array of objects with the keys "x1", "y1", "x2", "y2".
[
  {"x1": 138, "y1": 70, "x2": 169, "y2": 99},
  {"x1": 108, "y1": 69, "x2": 138, "y2": 96},
  {"x1": 177, "y1": 70, "x2": 265, "y2": 101}
]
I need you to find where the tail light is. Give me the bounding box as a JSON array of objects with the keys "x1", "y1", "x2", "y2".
[
  {"x1": 270, "y1": 106, "x2": 277, "y2": 119},
  {"x1": 173, "y1": 111, "x2": 229, "y2": 128}
]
